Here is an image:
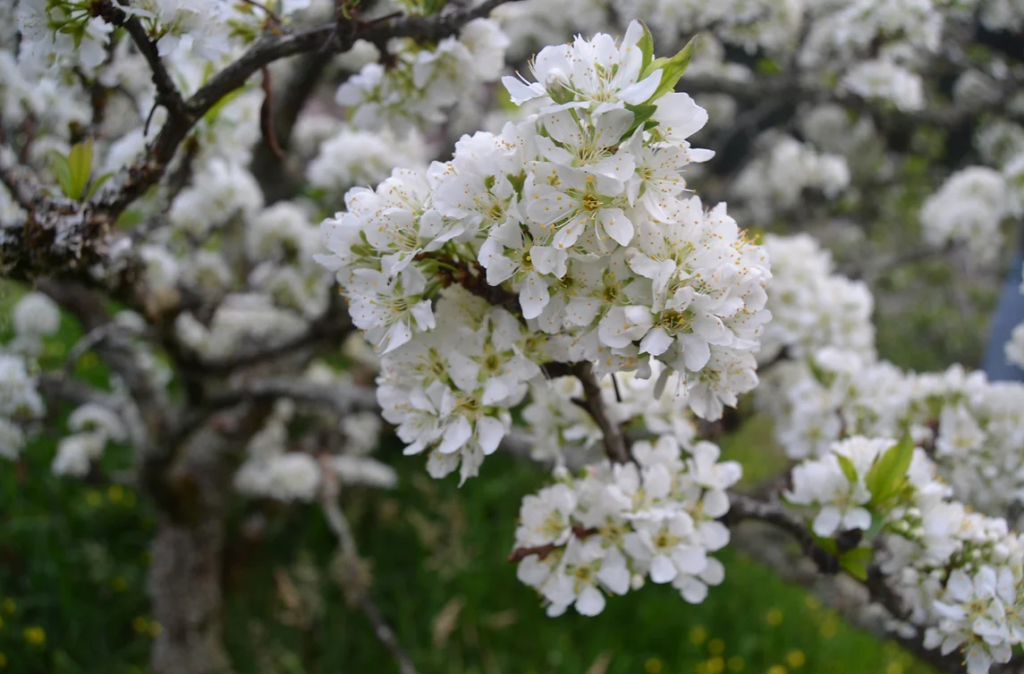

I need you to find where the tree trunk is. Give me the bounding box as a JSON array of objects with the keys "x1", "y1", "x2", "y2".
[
  {"x1": 150, "y1": 515, "x2": 233, "y2": 674},
  {"x1": 145, "y1": 405, "x2": 268, "y2": 674}
]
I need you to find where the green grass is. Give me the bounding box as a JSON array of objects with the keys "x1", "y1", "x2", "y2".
[{"x1": 1, "y1": 433, "x2": 934, "y2": 674}]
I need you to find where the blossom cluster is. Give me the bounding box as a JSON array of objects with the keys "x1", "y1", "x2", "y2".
[
  {"x1": 10, "y1": 302, "x2": 151, "y2": 477},
  {"x1": 165, "y1": 185, "x2": 333, "y2": 357},
  {"x1": 919, "y1": 167, "x2": 1020, "y2": 264},
  {"x1": 512, "y1": 434, "x2": 741, "y2": 616},
  {"x1": 623, "y1": 0, "x2": 804, "y2": 55},
  {"x1": 336, "y1": 18, "x2": 509, "y2": 136},
  {"x1": 306, "y1": 125, "x2": 428, "y2": 199},
  {"x1": 733, "y1": 133, "x2": 850, "y2": 224},
  {"x1": 372, "y1": 286, "x2": 539, "y2": 484},
  {"x1": 786, "y1": 436, "x2": 1024, "y2": 674},
  {"x1": 0, "y1": 292, "x2": 59, "y2": 460},
  {"x1": 764, "y1": 347, "x2": 1024, "y2": 517},
  {"x1": 317, "y1": 21, "x2": 773, "y2": 479},
  {"x1": 15, "y1": 0, "x2": 315, "y2": 75},
  {"x1": 755, "y1": 235, "x2": 1024, "y2": 520},
  {"x1": 759, "y1": 233, "x2": 874, "y2": 362},
  {"x1": 234, "y1": 367, "x2": 394, "y2": 502},
  {"x1": 52, "y1": 403, "x2": 129, "y2": 477},
  {"x1": 842, "y1": 59, "x2": 925, "y2": 112}
]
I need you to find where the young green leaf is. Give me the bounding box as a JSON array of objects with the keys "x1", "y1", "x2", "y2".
[
  {"x1": 50, "y1": 151, "x2": 75, "y2": 200},
  {"x1": 637, "y1": 21, "x2": 656, "y2": 76},
  {"x1": 642, "y1": 34, "x2": 698, "y2": 103},
  {"x1": 66, "y1": 139, "x2": 95, "y2": 201},
  {"x1": 863, "y1": 512, "x2": 887, "y2": 541},
  {"x1": 85, "y1": 172, "x2": 114, "y2": 200},
  {"x1": 806, "y1": 356, "x2": 831, "y2": 387},
  {"x1": 865, "y1": 435, "x2": 915, "y2": 506},
  {"x1": 836, "y1": 453, "x2": 858, "y2": 484},
  {"x1": 839, "y1": 546, "x2": 873, "y2": 581},
  {"x1": 622, "y1": 103, "x2": 659, "y2": 140}
]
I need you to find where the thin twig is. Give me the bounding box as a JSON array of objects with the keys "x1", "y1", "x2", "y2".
[
  {"x1": 259, "y1": 66, "x2": 286, "y2": 160},
  {"x1": 506, "y1": 525, "x2": 598, "y2": 563},
  {"x1": 319, "y1": 466, "x2": 420, "y2": 674},
  {"x1": 572, "y1": 361, "x2": 632, "y2": 464},
  {"x1": 103, "y1": 4, "x2": 189, "y2": 121}
]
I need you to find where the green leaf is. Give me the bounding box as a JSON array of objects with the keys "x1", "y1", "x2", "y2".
[
  {"x1": 865, "y1": 435, "x2": 915, "y2": 506},
  {"x1": 637, "y1": 21, "x2": 655, "y2": 76},
  {"x1": 50, "y1": 151, "x2": 75, "y2": 199},
  {"x1": 864, "y1": 512, "x2": 887, "y2": 541},
  {"x1": 755, "y1": 57, "x2": 782, "y2": 76},
  {"x1": 622, "y1": 103, "x2": 659, "y2": 140},
  {"x1": 806, "y1": 356, "x2": 831, "y2": 387},
  {"x1": 117, "y1": 209, "x2": 146, "y2": 229},
  {"x1": 66, "y1": 139, "x2": 95, "y2": 201},
  {"x1": 203, "y1": 88, "x2": 242, "y2": 124},
  {"x1": 839, "y1": 546, "x2": 873, "y2": 581},
  {"x1": 642, "y1": 34, "x2": 698, "y2": 103},
  {"x1": 507, "y1": 171, "x2": 527, "y2": 196},
  {"x1": 84, "y1": 172, "x2": 113, "y2": 200},
  {"x1": 836, "y1": 454, "x2": 858, "y2": 484},
  {"x1": 811, "y1": 534, "x2": 838, "y2": 556}
]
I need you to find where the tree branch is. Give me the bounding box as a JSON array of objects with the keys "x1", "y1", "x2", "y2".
[
  {"x1": 0, "y1": 147, "x2": 50, "y2": 212},
  {"x1": 571, "y1": 361, "x2": 632, "y2": 464},
  {"x1": 99, "y1": 3, "x2": 189, "y2": 121},
  {"x1": 172, "y1": 378, "x2": 378, "y2": 451},
  {"x1": 724, "y1": 493, "x2": 968, "y2": 674},
  {"x1": 36, "y1": 278, "x2": 170, "y2": 439},
  {"x1": 0, "y1": 0, "x2": 524, "y2": 283}
]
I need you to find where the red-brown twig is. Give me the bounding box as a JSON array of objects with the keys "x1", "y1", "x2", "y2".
[{"x1": 506, "y1": 525, "x2": 598, "y2": 563}]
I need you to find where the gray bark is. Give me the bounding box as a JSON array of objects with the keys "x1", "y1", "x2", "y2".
[
  {"x1": 146, "y1": 405, "x2": 267, "y2": 674},
  {"x1": 150, "y1": 516, "x2": 232, "y2": 674}
]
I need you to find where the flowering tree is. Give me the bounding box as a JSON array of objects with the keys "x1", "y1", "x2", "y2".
[{"x1": 4, "y1": 1, "x2": 1024, "y2": 673}]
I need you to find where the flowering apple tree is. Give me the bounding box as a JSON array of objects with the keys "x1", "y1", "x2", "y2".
[{"x1": 4, "y1": 1, "x2": 1024, "y2": 673}]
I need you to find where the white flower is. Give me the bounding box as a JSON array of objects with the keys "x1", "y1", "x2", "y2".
[
  {"x1": 920, "y1": 167, "x2": 1010, "y2": 264},
  {"x1": 502, "y1": 21, "x2": 661, "y2": 116},
  {"x1": 68, "y1": 404, "x2": 128, "y2": 444},
  {"x1": 235, "y1": 453, "x2": 322, "y2": 502},
  {"x1": 13, "y1": 292, "x2": 60, "y2": 339},
  {"x1": 843, "y1": 59, "x2": 925, "y2": 112},
  {"x1": 524, "y1": 162, "x2": 633, "y2": 252},
  {"x1": 542, "y1": 538, "x2": 630, "y2": 617},
  {"x1": 347, "y1": 267, "x2": 436, "y2": 355},
  {"x1": 515, "y1": 483, "x2": 577, "y2": 548},
  {"x1": 477, "y1": 220, "x2": 561, "y2": 319},
  {"x1": 328, "y1": 455, "x2": 397, "y2": 489},
  {"x1": 624, "y1": 514, "x2": 707, "y2": 585},
  {"x1": 786, "y1": 436, "x2": 892, "y2": 537},
  {"x1": 52, "y1": 432, "x2": 106, "y2": 477}
]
